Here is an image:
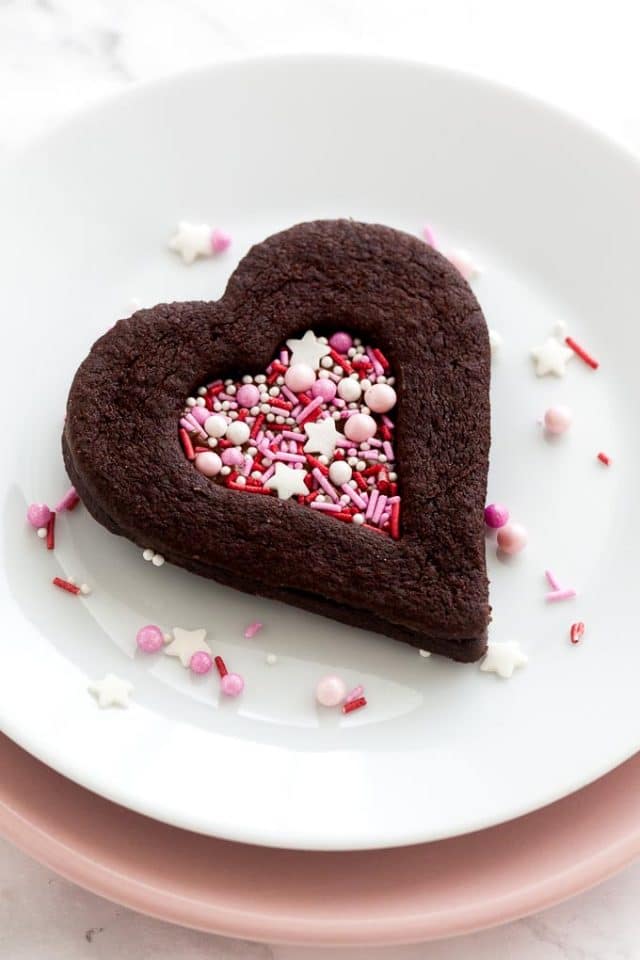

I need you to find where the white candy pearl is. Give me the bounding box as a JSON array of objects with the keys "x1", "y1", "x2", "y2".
[
  {"x1": 329, "y1": 460, "x2": 352, "y2": 485},
  {"x1": 352, "y1": 513, "x2": 365, "y2": 525},
  {"x1": 142, "y1": 548, "x2": 154, "y2": 561},
  {"x1": 226, "y1": 420, "x2": 251, "y2": 445},
  {"x1": 152, "y1": 554, "x2": 165, "y2": 567},
  {"x1": 338, "y1": 378, "x2": 362, "y2": 402},
  {"x1": 186, "y1": 397, "x2": 196, "y2": 407},
  {"x1": 205, "y1": 414, "x2": 227, "y2": 438}
]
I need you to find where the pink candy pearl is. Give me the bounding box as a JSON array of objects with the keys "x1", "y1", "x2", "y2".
[
  {"x1": 221, "y1": 447, "x2": 244, "y2": 467},
  {"x1": 315, "y1": 674, "x2": 347, "y2": 707},
  {"x1": 311, "y1": 378, "x2": 337, "y2": 401},
  {"x1": 285, "y1": 363, "x2": 316, "y2": 392},
  {"x1": 544, "y1": 405, "x2": 573, "y2": 435},
  {"x1": 136, "y1": 624, "x2": 164, "y2": 653},
  {"x1": 190, "y1": 651, "x2": 213, "y2": 674},
  {"x1": 497, "y1": 522, "x2": 528, "y2": 555},
  {"x1": 329, "y1": 331, "x2": 353, "y2": 352},
  {"x1": 236, "y1": 383, "x2": 260, "y2": 408},
  {"x1": 210, "y1": 228, "x2": 232, "y2": 253},
  {"x1": 27, "y1": 503, "x2": 51, "y2": 529},
  {"x1": 195, "y1": 451, "x2": 222, "y2": 476},
  {"x1": 365, "y1": 383, "x2": 397, "y2": 413},
  {"x1": 189, "y1": 405, "x2": 210, "y2": 425},
  {"x1": 484, "y1": 503, "x2": 510, "y2": 528},
  {"x1": 220, "y1": 672, "x2": 244, "y2": 697},
  {"x1": 344, "y1": 413, "x2": 377, "y2": 443}
]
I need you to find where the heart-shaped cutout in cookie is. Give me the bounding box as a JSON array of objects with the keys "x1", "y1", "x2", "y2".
[
  {"x1": 181, "y1": 329, "x2": 400, "y2": 536},
  {"x1": 63, "y1": 220, "x2": 491, "y2": 661}
]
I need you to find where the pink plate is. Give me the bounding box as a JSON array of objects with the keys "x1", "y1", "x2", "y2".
[{"x1": 1, "y1": 735, "x2": 638, "y2": 946}]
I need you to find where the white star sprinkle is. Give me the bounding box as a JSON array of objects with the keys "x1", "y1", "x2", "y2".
[
  {"x1": 531, "y1": 336, "x2": 574, "y2": 377},
  {"x1": 264, "y1": 462, "x2": 309, "y2": 500},
  {"x1": 164, "y1": 627, "x2": 211, "y2": 667},
  {"x1": 489, "y1": 329, "x2": 503, "y2": 357},
  {"x1": 286, "y1": 330, "x2": 331, "y2": 370},
  {"x1": 304, "y1": 417, "x2": 340, "y2": 458},
  {"x1": 480, "y1": 642, "x2": 528, "y2": 679},
  {"x1": 89, "y1": 673, "x2": 133, "y2": 708},
  {"x1": 168, "y1": 222, "x2": 213, "y2": 264}
]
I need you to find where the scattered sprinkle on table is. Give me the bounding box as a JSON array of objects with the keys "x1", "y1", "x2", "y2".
[
  {"x1": 88, "y1": 673, "x2": 133, "y2": 708},
  {"x1": 244, "y1": 621, "x2": 263, "y2": 639},
  {"x1": 597, "y1": 452, "x2": 611, "y2": 466},
  {"x1": 164, "y1": 627, "x2": 211, "y2": 667},
  {"x1": 480, "y1": 641, "x2": 528, "y2": 679},
  {"x1": 570, "y1": 622, "x2": 585, "y2": 644},
  {"x1": 565, "y1": 336, "x2": 599, "y2": 370},
  {"x1": 168, "y1": 221, "x2": 231, "y2": 264}
]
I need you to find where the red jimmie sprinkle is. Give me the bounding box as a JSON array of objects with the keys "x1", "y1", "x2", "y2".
[
  {"x1": 570, "y1": 621, "x2": 585, "y2": 645},
  {"x1": 342, "y1": 696, "x2": 367, "y2": 714},
  {"x1": 46, "y1": 512, "x2": 56, "y2": 550},
  {"x1": 565, "y1": 337, "x2": 599, "y2": 370},
  {"x1": 329, "y1": 348, "x2": 353, "y2": 374},
  {"x1": 372, "y1": 347, "x2": 390, "y2": 371},
  {"x1": 390, "y1": 501, "x2": 401, "y2": 540},
  {"x1": 597, "y1": 452, "x2": 611, "y2": 466},
  {"x1": 214, "y1": 656, "x2": 228, "y2": 677},
  {"x1": 52, "y1": 577, "x2": 80, "y2": 595},
  {"x1": 179, "y1": 428, "x2": 195, "y2": 461}
]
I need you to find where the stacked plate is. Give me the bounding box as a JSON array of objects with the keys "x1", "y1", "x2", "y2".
[{"x1": 1, "y1": 57, "x2": 639, "y2": 946}]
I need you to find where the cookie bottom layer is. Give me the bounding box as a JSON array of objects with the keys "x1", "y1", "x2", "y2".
[{"x1": 63, "y1": 435, "x2": 487, "y2": 663}]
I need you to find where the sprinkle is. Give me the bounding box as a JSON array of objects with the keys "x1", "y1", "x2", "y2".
[
  {"x1": 52, "y1": 576, "x2": 80, "y2": 595},
  {"x1": 55, "y1": 487, "x2": 80, "y2": 513},
  {"x1": 597, "y1": 452, "x2": 611, "y2": 466},
  {"x1": 46, "y1": 512, "x2": 56, "y2": 550},
  {"x1": 345, "y1": 685, "x2": 365, "y2": 703},
  {"x1": 296, "y1": 396, "x2": 323, "y2": 424},
  {"x1": 390, "y1": 501, "x2": 401, "y2": 540},
  {"x1": 545, "y1": 569, "x2": 561, "y2": 590},
  {"x1": 419, "y1": 649, "x2": 431, "y2": 658},
  {"x1": 422, "y1": 224, "x2": 437, "y2": 246},
  {"x1": 179, "y1": 428, "x2": 195, "y2": 461},
  {"x1": 313, "y1": 468, "x2": 340, "y2": 502},
  {"x1": 570, "y1": 621, "x2": 585, "y2": 645},
  {"x1": 342, "y1": 696, "x2": 367, "y2": 715},
  {"x1": 340, "y1": 483, "x2": 367, "y2": 510},
  {"x1": 565, "y1": 336, "x2": 599, "y2": 370},
  {"x1": 310, "y1": 501, "x2": 343, "y2": 512},
  {"x1": 372, "y1": 348, "x2": 390, "y2": 371},
  {"x1": 214, "y1": 655, "x2": 228, "y2": 677},
  {"x1": 546, "y1": 588, "x2": 577, "y2": 603},
  {"x1": 244, "y1": 621, "x2": 263, "y2": 639}
]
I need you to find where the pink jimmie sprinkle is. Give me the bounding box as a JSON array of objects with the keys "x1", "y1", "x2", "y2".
[
  {"x1": 340, "y1": 483, "x2": 367, "y2": 510},
  {"x1": 296, "y1": 395, "x2": 323, "y2": 424},
  {"x1": 545, "y1": 569, "x2": 561, "y2": 590},
  {"x1": 546, "y1": 588, "x2": 577, "y2": 603},
  {"x1": 312, "y1": 468, "x2": 340, "y2": 502},
  {"x1": 422, "y1": 224, "x2": 437, "y2": 247},
  {"x1": 310, "y1": 501, "x2": 343, "y2": 512},
  {"x1": 210, "y1": 228, "x2": 232, "y2": 253},
  {"x1": 55, "y1": 486, "x2": 80, "y2": 513},
  {"x1": 345, "y1": 685, "x2": 365, "y2": 704},
  {"x1": 244, "y1": 621, "x2": 263, "y2": 639}
]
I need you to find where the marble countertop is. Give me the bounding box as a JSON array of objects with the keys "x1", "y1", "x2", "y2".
[{"x1": 1, "y1": 1, "x2": 639, "y2": 957}]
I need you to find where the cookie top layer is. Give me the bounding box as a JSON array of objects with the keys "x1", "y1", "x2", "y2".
[{"x1": 64, "y1": 219, "x2": 491, "y2": 647}]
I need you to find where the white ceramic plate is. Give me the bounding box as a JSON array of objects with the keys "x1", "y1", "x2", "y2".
[{"x1": 1, "y1": 56, "x2": 639, "y2": 851}]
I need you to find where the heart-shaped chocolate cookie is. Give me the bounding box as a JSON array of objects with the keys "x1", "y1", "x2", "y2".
[{"x1": 63, "y1": 220, "x2": 491, "y2": 661}]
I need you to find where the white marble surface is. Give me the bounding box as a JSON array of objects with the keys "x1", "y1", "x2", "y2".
[{"x1": 1, "y1": 1, "x2": 639, "y2": 956}]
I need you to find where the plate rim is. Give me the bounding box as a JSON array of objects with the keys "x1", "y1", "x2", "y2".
[{"x1": 1, "y1": 734, "x2": 639, "y2": 946}]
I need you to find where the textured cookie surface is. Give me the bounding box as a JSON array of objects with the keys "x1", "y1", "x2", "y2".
[{"x1": 63, "y1": 220, "x2": 491, "y2": 661}]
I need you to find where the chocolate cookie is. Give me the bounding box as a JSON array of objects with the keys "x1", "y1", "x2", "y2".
[{"x1": 63, "y1": 219, "x2": 491, "y2": 661}]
